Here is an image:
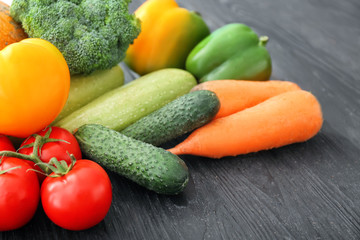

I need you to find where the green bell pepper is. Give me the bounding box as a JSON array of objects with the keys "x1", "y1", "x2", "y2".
[{"x1": 186, "y1": 23, "x2": 272, "y2": 82}]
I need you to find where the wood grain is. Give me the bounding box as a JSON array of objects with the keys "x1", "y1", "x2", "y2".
[{"x1": 2, "y1": 0, "x2": 360, "y2": 239}]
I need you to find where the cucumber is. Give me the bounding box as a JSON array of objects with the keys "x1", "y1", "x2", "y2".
[
  {"x1": 74, "y1": 124, "x2": 189, "y2": 195},
  {"x1": 54, "y1": 65, "x2": 124, "y2": 123},
  {"x1": 121, "y1": 90, "x2": 220, "y2": 146},
  {"x1": 56, "y1": 69, "x2": 197, "y2": 133}
]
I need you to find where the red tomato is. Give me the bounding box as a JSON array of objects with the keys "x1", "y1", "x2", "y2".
[
  {"x1": 0, "y1": 135, "x2": 15, "y2": 163},
  {"x1": 41, "y1": 160, "x2": 112, "y2": 231},
  {"x1": 0, "y1": 157, "x2": 40, "y2": 231},
  {"x1": 18, "y1": 127, "x2": 82, "y2": 182},
  {"x1": 0, "y1": 135, "x2": 15, "y2": 152}
]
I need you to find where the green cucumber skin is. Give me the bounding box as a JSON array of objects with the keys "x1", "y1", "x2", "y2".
[
  {"x1": 56, "y1": 69, "x2": 197, "y2": 133},
  {"x1": 74, "y1": 124, "x2": 189, "y2": 195},
  {"x1": 121, "y1": 90, "x2": 220, "y2": 146},
  {"x1": 54, "y1": 65, "x2": 124, "y2": 123}
]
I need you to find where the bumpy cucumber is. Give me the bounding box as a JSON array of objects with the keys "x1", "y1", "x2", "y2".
[
  {"x1": 74, "y1": 124, "x2": 189, "y2": 195},
  {"x1": 56, "y1": 69, "x2": 197, "y2": 133},
  {"x1": 121, "y1": 90, "x2": 220, "y2": 146},
  {"x1": 54, "y1": 65, "x2": 124, "y2": 123}
]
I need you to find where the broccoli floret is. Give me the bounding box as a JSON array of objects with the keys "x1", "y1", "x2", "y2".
[{"x1": 11, "y1": 0, "x2": 141, "y2": 75}]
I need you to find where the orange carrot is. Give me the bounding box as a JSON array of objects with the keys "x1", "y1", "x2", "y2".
[
  {"x1": 168, "y1": 90, "x2": 323, "y2": 158},
  {"x1": 191, "y1": 80, "x2": 301, "y2": 119}
]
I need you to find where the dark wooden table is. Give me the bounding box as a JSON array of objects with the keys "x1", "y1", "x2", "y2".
[{"x1": 2, "y1": 0, "x2": 360, "y2": 239}]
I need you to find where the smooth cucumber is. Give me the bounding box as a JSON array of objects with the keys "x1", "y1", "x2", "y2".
[
  {"x1": 121, "y1": 90, "x2": 220, "y2": 146},
  {"x1": 74, "y1": 124, "x2": 189, "y2": 195},
  {"x1": 54, "y1": 65, "x2": 124, "y2": 123},
  {"x1": 56, "y1": 69, "x2": 197, "y2": 133}
]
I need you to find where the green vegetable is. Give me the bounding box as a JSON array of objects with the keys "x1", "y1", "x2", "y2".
[
  {"x1": 10, "y1": 0, "x2": 141, "y2": 75},
  {"x1": 75, "y1": 124, "x2": 189, "y2": 195},
  {"x1": 56, "y1": 69, "x2": 197, "y2": 133},
  {"x1": 186, "y1": 23, "x2": 272, "y2": 82},
  {"x1": 54, "y1": 65, "x2": 124, "y2": 123},
  {"x1": 121, "y1": 90, "x2": 220, "y2": 146}
]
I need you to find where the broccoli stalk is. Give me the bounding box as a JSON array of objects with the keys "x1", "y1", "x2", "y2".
[{"x1": 10, "y1": 0, "x2": 141, "y2": 75}]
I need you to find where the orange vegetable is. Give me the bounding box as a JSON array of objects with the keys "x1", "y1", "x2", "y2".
[
  {"x1": 168, "y1": 90, "x2": 323, "y2": 158},
  {"x1": 0, "y1": 1, "x2": 27, "y2": 50},
  {"x1": 192, "y1": 80, "x2": 301, "y2": 119},
  {"x1": 0, "y1": 38, "x2": 70, "y2": 138}
]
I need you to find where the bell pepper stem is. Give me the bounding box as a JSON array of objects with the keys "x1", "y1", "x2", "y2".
[{"x1": 259, "y1": 36, "x2": 269, "y2": 46}]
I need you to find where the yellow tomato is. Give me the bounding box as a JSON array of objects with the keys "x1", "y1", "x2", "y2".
[{"x1": 0, "y1": 38, "x2": 70, "y2": 138}]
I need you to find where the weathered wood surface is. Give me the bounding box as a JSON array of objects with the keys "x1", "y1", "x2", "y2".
[{"x1": 2, "y1": 0, "x2": 360, "y2": 239}]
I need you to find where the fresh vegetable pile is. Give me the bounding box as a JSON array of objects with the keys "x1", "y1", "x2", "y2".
[{"x1": 0, "y1": 0, "x2": 323, "y2": 232}]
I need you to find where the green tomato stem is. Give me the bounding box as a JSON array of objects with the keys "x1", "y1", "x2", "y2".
[
  {"x1": 32, "y1": 135, "x2": 40, "y2": 159},
  {"x1": 0, "y1": 150, "x2": 49, "y2": 173},
  {"x1": 0, "y1": 127, "x2": 71, "y2": 176},
  {"x1": 0, "y1": 146, "x2": 51, "y2": 175},
  {"x1": 0, "y1": 166, "x2": 22, "y2": 175},
  {"x1": 0, "y1": 151, "x2": 37, "y2": 162},
  {"x1": 37, "y1": 156, "x2": 76, "y2": 177}
]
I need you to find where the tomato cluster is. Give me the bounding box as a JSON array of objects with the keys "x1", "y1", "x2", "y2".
[{"x1": 0, "y1": 127, "x2": 112, "y2": 231}]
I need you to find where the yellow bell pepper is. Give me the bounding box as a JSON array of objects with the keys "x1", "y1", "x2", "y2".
[
  {"x1": 0, "y1": 39, "x2": 70, "y2": 138},
  {"x1": 125, "y1": 0, "x2": 210, "y2": 75}
]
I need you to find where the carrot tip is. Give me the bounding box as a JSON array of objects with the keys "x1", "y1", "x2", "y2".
[{"x1": 167, "y1": 147, "x2": 181, "y2": 155}]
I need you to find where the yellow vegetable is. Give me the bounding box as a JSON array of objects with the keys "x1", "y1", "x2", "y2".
[
  {"x1": 0, "y1": 38, "x2": 70, "y2": 137},
  {"x1": 125, "y1": 0, "x2": 210, "y2": 75}
]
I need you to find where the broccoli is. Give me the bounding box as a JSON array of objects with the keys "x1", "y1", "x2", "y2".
[{"x1": 10, "y1": 0, "x2": 141, "y2": 75}]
